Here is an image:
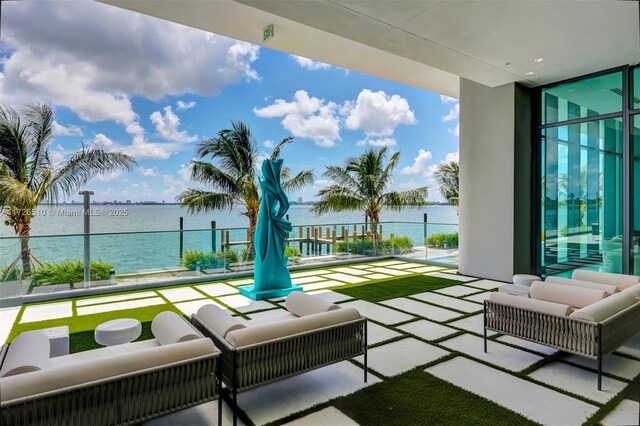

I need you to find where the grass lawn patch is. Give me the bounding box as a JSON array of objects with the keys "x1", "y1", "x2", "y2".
[
  {"x1": 332, "y1": 368, "x2": 537, "y2": 426},
  {"x1": 69, "y1": 321, "x2": 155, "y2": 353},
  {"x1": 335, "y1": 274, "x2": 460, "y2": 302}
]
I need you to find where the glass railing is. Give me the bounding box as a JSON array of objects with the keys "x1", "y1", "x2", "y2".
[{"x1": 0, "y1": 219, "x2": 458, "y2": 300}]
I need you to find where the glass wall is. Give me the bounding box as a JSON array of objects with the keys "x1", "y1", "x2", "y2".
[{"x1": 537, "y1": 67, "x2": 638, "y2": 276}]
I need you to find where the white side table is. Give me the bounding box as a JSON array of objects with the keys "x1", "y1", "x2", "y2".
[
  {"x1": 513, "y1": 274, "x2": 541, "y2": 287},
  {"x1": 95, "y1": 318, "x2": 142, "y2": 346},
  {"x1": 29, "y1": 326, "x2": 69, "y2": 357}
]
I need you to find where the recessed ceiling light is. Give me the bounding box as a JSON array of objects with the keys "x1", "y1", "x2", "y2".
[
  {"x1": 533, "y1": 58, "x2": 544, "y2": 63},
  {"x1": 525, "y1": 71, "x2": 535, "y2": 75}
]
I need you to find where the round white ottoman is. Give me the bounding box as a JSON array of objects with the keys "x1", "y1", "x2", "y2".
[
  {"x1": 95, "y1": 318, "x2": 142, "y2": 346},
  {"x1": 513, "y1": 274, "x2": 541, "y2": 288}
]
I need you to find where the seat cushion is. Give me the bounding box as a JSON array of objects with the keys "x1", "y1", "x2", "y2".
[
  {"x1": 545, "y1": 276, "x2": 619, "y2": 295},
  {"x1": 569, "y1": 292, "x2": 637, "y2": 322},
  {"x1": 151, "y1": 311, "x2": 201, "y2": 345},
  {"x1": 49, "y1": 340, "x2": 160, "y2": 368},
  {"x1": 488, "y1": 292, "x2": 573, "y2": 317},
  {"x1": 530, "y1": 281, "x2": 606, "y2": 308},
  {"x1": 285, "y1": 291, "x2": 341, "y2": 317},
  {"x1": 226, "y1": 307, "x2": 361, "y2": 347},
  {"x1": 196, "y1": 304, "x2": 246, "y2": 337},
  {"x1": 572, "y1": 270, "x2": 639, "y2": 290},
  {"x1": 0, "y1": 332, "x2": 51, "y2": 378},
  {"x1": 622, "y1": 283, "x2": 640, "y2": 300}
]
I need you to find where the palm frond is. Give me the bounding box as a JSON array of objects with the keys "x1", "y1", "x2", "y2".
[
  {"x1": 190, "y1": 160, "x2": 239, "y2": 194},
  {"x1": 379, "y1": 187, "x2": 429, "y2": 210},
  {"x1": 282, "y1": 169, "x2": 314, "y2": 192},
  {"x1": 270, "y1": 136, "x2": 294, "y2": 161},
  {"x1": 313, "y1": 185, "x2": 366, "y2": 215},
  {"x1": 24, "y1": 104, "x2": 54, "y2": 187},
  {"x1": 177, "y1": 189, "x2": 236, "y2": 214},
  {"x1": 0, "y1": 175, "x2": 36, "y2": 210}
]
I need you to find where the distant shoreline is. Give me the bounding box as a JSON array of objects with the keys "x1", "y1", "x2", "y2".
[{"x1": 38, "y1": 201, "x2": 456, "y2": 207}]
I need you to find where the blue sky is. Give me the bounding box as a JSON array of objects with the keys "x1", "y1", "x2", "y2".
[{"x1": 0, "y1": 0, "x2": 459, "y2": 203}]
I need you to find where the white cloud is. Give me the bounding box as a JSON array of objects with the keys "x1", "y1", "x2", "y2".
[
  {"x1": 92, "y1": 133, "x2": 114, "y2": 148},
  {"x1": 449, "y1": 123, "x2": 460, "y2": 136},
  {"x1": 122, "y1": 142, "x2": 173, "y2": 160},
  {"x1": 263, "y1": 140, "x2": 275, "y2": 148},
  {"x1": 49, "y1": 144, "x2": 67, "y2": 168},
  {"x1": 150, "y1": 106, "x2": 197, "y2": 143},
  {"x1": 356, "y1": 137, "x2": 397, "y2": 148},
  {"x1": 442, "y1": 103, "x2": 459, "y2": 122},
  {"x1": 401, "y1": 149, "x2": 433, "y2": 177},
  {"x1": 313, "y1": 178, "x2": 333, "y2": 189},
  {"x1": 444, "y1": 151, "x2": 459, "y2": 163},
  {"x1": 440, "y1": 95, "x2": 458, "y2": 103},
  {"x1": 178, "y1": 163, "x2": 193, "y2": 182},
  {"x1": 162, "y1": 174, "x2": 187, "y2": 197},
  {"x1": 138, "y1": 166, "x2": 158, "y2": 177},
  {"x1": 291, "y1": 55, "x2": 331, "y2": 70},
  {"x1": 94, "y1": 170, "x2": 124, "y2": 182},
  {"x1": 344, "y1": 89, "x2": 416, "y2": 136},
  {"x1": 176, "y1": 100, "x2": 196, "y2": 110},
  {"x1": 52, "y1": 121, "x2": 83, "y2": 137},
  {"x1": 254, "y1": 90, "x2": 340, "y2": 147}
]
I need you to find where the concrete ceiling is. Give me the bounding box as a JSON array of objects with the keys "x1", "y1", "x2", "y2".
[{"x1": 102, "y1": 0, "x2": 640, "y2": 96}]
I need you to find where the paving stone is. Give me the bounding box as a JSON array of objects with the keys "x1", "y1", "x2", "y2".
[
  {"x1": 228, "y1": 278, "x2": 254, "y2": 286},
  {"x1": 528, "y1": 361, "x2": 626, "y2": 403},
  {"x1": 615, "y1": 334, "x2": 640, "y2": 359},
  {"x1": 301, "y1": 280, "x2": 344, "y2": 292},
  {"x1": 217, "y1": 294, "x2": 275, "y2": 313},
  {"x1": 174, "y1": 299, "x2": 221, "y2": 316},
  {"x1": 247, "y1": 309, "x2": 297, "y2": 323},
  {"x1": 372, "y1": 260, "x2": 405, "y2": 266},
  {"x1": 0, "y1": 306, "x2": 21, "y2": 344},
  {"x1": 76, "y1": 297, "x2": 165, "y2": 316},
  {"x1": 381, "y1": 298, "x2": 463, "y2": 322},
  {"x1": 282, "y1": 406, "x2": 359, "y2": 426},
  {"x1": 195, "y1": 283, "x2": 237, "y2": 297},
  {"x1": 76, "y1": 291, "x2": 157, "y2": 306},
  {"x1": 367, "y1": 267, "x2": 412, "y2": 276},
  {"x1": 426, "y1": 357, "x2": 598, "y2": 425},
  {"x1": 239, "y1": 361, "x2": 379, "y2": 426},
  {"x1": 496, "y1": 335, "x2": 558, "y2": 355},
  {"x1": 426, "y1": 272, "x2": 478, "y2": 282},
  {"x1": 355, "y1": 338, "x2": 449, "y2": 377},
  {"x1": 364, "y1": 273, "x2": 392, "y2": 280},
  {"x1": 412, "y1": 292, "x2": 482, "y2": 313},
  {"x1": 466, "y1": 279, "x2": 505, "y2": 290},
  {"x1": 144, "y1": 399, "x2": 241, "y2": 426},
  {"x1": 386, "y1": 262, "x2": 427, "y2": 270},
  {"x1": 601, "y1": 399, "x2": 640, "y2": 426},
  {"x1": 158, "y1": 287, "x2": 205, "y2": 302},
  {"x1": 440, "y1": 334, "x2": 542, "y2": 372},
  {"x1": 321, "y1": 273, "x2": 368, "y2": 284},
  {"x1": 434, "y1": 285, "x2": 480, "y2": 297},
  {"x1": 440, "y1": 269, "x2": 459, "y2": 274},
  {"x1": 561, "y1": 353, "x2": 640, "y2": 380},
  {"x1": 406, "y1": 266, "x2": 444, "y2": 274},
  {"x1": 308, "y1": 290, "x2": 353, "y2": 303},
  {"x1": 367, "y1": 321, "x2": 402, "y2": 346},
  {"x1": 292, "y1": 276, "x2": 326, "y2": 285},
  {"x1": 448, "y1": 313, "x2": 497, "y2": 336},
  {"x1": 349, "y1": 264, "x2": 375, "y2": 269},
  {"x1": 341, "y1": 300, "x2": 414, "y2": 325},
  {"x1": 463, "y1": 291, "x2": 493, "y2": 304},
  {"x1": 397, "y1": 319, "x2": 458, "y2": 341},
  {"x1": 290, "y1": 270, "x2": 331, "y2": 278},
  {"x1": 21, "y1": 301, "x2": 73, "y2": 323},
  {"x1": 330, "y1": 267, "x2": 371, "y2": 276}
]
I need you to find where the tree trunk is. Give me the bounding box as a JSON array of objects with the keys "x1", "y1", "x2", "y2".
[
  {"x1": 247, "y1": 213, "x2": 258, "y2": 260},
  {"x1": 17, "y1": 221, "x2": 32, "y2": 276}
]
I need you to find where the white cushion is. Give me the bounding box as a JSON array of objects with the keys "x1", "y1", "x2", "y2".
[
  {"x1": 572, "y1": 270, "x2": 639, "y2": 290},
  {"x1": 0, "y1": 332, "x2": 51, "y2": 378},
  {"x1": 151, "y1": 311, "x2": 200, "y2": 345},
  {"x1": 488, "y1": 292, "x2": 573, "y2": 317},
  {"x1": 545, "y1": 276, "x2": 619, "y2": 295},
  {"x1": 0, "y1": 338, "x2": 217, "y2": 403},
  {"x1": 569, "y1": 292, "x2": 637, "y2": 322},
  {"x1": 49, "y1": 340, "x2": 160, "y2": 368},
  {"x1": 622, "y1": 283, "x2": 640, "y2": 300},
  {"x1": 226, "y1": 307, "x2": 361, "y2": 347},
  {"x1": 285, "y1": 291, "x2": 341, "y2": 317},
  {"x1": 530, "y1": 281, "x2": 606, "y2": 308},
  {"x1": 196, "y1": 304, "x2": 246, "y2": 337}
]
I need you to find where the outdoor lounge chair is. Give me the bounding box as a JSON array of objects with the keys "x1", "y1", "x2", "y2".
[
  {"x1": 191, "y1": 291, "x2": 367, "y2": 426},
  {"x1": 484, "y1": 279, "x2": 640, "y2": 390},
  {"x1": 0, "y1": 311, "x2": 220, "y2": 426}
]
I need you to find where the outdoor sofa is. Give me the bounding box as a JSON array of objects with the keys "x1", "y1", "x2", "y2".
[
  {"x1": 191, "y1": 291, "x2": 367, "y2": 426},
  {"x1": 484, "y1": 270, "x2": 640, "y2": 390},
  {"x1": 0, "y1": 311, "x2": 220, "y2": 426}
]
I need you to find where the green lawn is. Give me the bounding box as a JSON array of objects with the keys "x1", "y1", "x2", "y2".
[{"x1": 335, "y1": 274, "x2": 468, "y2": 302}]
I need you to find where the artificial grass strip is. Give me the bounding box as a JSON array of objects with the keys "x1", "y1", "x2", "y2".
[
  {"x1": 69, "y1": 321, "x2": 154, "y2": 353},
  {"x1": 331, "y1": 368, "x2": 538, "y2": 426},
  {"x1": 335, "y1": 275, "x2": 460, "y2": 302}
]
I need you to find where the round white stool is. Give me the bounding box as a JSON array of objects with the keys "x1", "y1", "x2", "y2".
[
  {"x1": 95, "y1": 318, "x2": 142, "y2": 346},
  {"x1": 513, "y1": 274, "x2": 541, "y2": 288}
]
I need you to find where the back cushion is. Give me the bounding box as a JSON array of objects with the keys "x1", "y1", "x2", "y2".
[
  {"x1": 226, "y1": 307, "x2": 361, "y2": 347},
  {"x1": 529, "y1": 281, "x2": 606, "y2": 308},
  {"x1": 572, "y1": 270, "x2": 639, "y2": 290},
  {"x1": 569, "y1": 292, "x2": 637, "y2": 322},
  {"x1": 151, "y1": 311, "x2": 200, "y2": 345},
  {"x1": 196, "y1": 304, "x2": 246, "y2": 338},
  {"x1": 0, "y1": 331, "x2": 51, "y2": 378},
  {"x1": 622, "y1": 283, "x2": 640, "y2": 300},
  {"x1": 285, "y1": 291, "x2": 341, "y2": 317},
  {"x1": 545, "y1": 276, "x2": 619, "y2": 295},
  {"x1": 488, "y1": 292, "x2": 573, "y2": 317}
]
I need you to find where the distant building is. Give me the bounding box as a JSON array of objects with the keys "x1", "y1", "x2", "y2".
[
  {"x1": 297, "y1": 197, "x2": 303, "y2": 203},
  {"x1": 126, "y1": 200, "x2": 131, "y2": 204}
]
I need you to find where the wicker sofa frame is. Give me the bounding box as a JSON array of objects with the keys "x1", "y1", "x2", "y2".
[
  {"x1": 0, "y1": 340, "x2": 220, "y2": 426},
  {"x1": 483, "y1": 300, "x2": 640, "y2": 390},
  {"x1": 191, "y1": 313, "x2": 367, "y2": 426}
]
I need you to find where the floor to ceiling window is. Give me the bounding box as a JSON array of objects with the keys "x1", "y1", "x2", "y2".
[{"x1": 536, "y1": 66, "x2": 638, "y2": 276}]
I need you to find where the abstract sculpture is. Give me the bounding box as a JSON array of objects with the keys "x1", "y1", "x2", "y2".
[{"x1": 239, "y1": 159, "x2": 302, "y2": 300}]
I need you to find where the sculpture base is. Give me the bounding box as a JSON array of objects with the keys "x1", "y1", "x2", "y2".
[{"x1": 239, "y1": 284, "x2": 303, "y2": 301}]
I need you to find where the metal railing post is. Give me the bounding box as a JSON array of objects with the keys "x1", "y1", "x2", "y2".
[
  {"x1": 179, "y1": 217, "x2": 184, "y2": 260},
  {"x1": 424, "y1": 212, "x2": 428, "y2": 261},
  {"x1": 79, "y1": 190, "x2": 94, "y2": 288},
  {"x1": 211, "y1": 220, "x2": 216, "y2": 253}
]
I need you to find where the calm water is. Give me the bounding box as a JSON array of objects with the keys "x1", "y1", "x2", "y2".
[{"x1": 0, "y1": 205, "x2": 458, "y2": 274}]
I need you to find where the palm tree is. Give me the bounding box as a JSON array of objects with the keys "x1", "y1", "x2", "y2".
[
  {"x1": 177, "y1": 121, "x2": 314, "y2": 255},
  {"x1": 313, "y1": 147, "x2": 428, "y2": 234},
  {"x1": 0, "y1": 103, "x2": 136, "y2": 276},
  {"x1": 433, "y1": 160, "x2": 459, "y2": 214}
]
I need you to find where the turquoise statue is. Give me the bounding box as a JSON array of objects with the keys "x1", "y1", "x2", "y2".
[{"x1": 239, "y1": 159, "x2": 302, "y2": 300}]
